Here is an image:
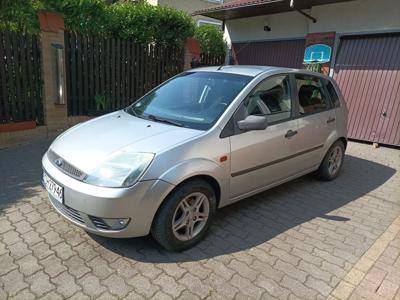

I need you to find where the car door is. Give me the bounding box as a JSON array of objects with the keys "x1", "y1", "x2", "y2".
[
  {"x1": 292, "y1": 74, "x2": 337, "y2": 172},
  {"x1": 229, "y1": 74, "x2": 300, "y2": 199}
]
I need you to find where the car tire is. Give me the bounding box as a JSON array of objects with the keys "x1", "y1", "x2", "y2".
[
  {"x1": 316, "y1": 140, "x2": 345, "y2": 181},
  {"x1": 151, "y1": 179, "x2": 217, "y2": 251}
]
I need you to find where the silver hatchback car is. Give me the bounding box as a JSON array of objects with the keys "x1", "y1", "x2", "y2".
[{"x1": 42, "y1": 66, "x2": 347, "y2": 251}]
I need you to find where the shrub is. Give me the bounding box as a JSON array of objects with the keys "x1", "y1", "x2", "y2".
[
  {"x1": 195, "y1": 24, "x2": 225, "y2": 56},
  {"x1": 0, "y1": 0, "x2": 195, "y2": 46},
  {"x1": 0, "y1": 0, "x2": 39, "y2": 33},
  {"x1": 106, "y1": 3, "x2": 194, "y2": 46}
]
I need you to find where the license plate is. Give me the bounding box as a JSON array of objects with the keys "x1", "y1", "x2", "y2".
[{"x1": 43, "y1": 172, "x2": 63, "y2": 203}]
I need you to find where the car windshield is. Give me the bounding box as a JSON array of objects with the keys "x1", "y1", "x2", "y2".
[{"x1": 126, "y1": 72, "x2": 252, "y2": 130}]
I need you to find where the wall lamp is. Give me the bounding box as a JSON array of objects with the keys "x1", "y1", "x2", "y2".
[
  {"x1": 51, "y1": 43, "x2": 65, "y2": 105},
  {"x1": 264, "y1": 19, "x2": 271, "y2": 32}
]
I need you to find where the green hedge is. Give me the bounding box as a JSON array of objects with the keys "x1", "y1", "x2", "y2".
[
  {"x1": 0, "y1": 0, "x2": 195, "y2": 47},
  {"x1": 195, "y1": 24, "x2": 225, "y2": 57}
]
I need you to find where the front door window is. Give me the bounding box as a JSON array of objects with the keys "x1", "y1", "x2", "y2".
[{"x1": 242, "y1": 74, "x2": 292, "y2": 124}]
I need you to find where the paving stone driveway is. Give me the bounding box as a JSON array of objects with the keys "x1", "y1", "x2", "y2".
[{"x1": 0, "y1": 140, "x2": 399, "y2": 299}]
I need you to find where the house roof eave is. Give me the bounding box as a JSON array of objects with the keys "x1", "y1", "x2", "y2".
[{"x1": 193, "y1": 0, "x2": 356, "y2": 21}]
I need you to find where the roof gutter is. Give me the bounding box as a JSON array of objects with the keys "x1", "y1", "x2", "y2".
[
  {"x1": 290, "y1": 0, "x2": 317, "y2": 23},
  {"x1": 192, "y1": 0, "x2": 284, "y2": 16}
]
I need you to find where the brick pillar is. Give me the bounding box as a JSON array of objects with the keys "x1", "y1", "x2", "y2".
[
  {"x1": 183, "y1": 38, "x2": 201, "y2": 71},
  {"x1": 38, "y1": 12, "x2": 69, "y2": 136}
]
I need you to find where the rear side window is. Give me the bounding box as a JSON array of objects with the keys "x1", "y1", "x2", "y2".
[
  {"x1": 295, "y1": 74, "x2": 331, "y2": 115},
  {"x1": 325, "y1": 80, "x2": 341, "y2": 108}
]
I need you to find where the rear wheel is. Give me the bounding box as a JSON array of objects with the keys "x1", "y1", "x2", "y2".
[
  {"x1": 316, "y1": 140, "x2": 345, "y2": 181},
  {"x1": 151, "y1": 179, "x2": 216, "y2": 251}
]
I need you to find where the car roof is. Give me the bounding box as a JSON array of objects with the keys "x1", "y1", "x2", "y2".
[
  {"x1": 192, "y1": 65, "x2": 295, "y2": 77},
  {"x1": 192, "y1": 65, "x2": 331, "y2": 80}
]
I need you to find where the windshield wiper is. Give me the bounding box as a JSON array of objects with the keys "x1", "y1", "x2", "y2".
[{"x1": 147, "y1": 114, "x2": 184, "y2": 127}]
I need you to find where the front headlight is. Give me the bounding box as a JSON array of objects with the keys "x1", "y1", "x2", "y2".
[{"x1": 84, "y1": 151, "x2": 154, "y2": 188}]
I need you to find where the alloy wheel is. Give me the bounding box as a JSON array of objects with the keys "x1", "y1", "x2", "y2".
[
  {"x1": 172, "y1": 192, "x2": 210, "y2": 241},
  {"x1": 328, "y1": 145, "x2": 343, "y2": 176}
]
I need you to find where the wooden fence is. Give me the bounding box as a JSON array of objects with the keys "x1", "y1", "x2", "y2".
[
  {"x1": 65, "y1": 32, "x2": 184, "y2": 116},
  {"x1": 0, "y1": 31, "x2": 43, "y2": 124},
  {"x1": 201, "y1": 53, "x2": 225, "y2": 66},
  {"x1": 190, "y1": 53, "x2": 225, "y2": 68}
]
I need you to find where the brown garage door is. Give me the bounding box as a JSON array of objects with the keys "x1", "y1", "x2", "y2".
[
  {"x1": 333, "y1": 34, "x2": 400, "y2": 146},
  {"x1": 232, "y1": 39, "x2": 306, "y2": 68}
]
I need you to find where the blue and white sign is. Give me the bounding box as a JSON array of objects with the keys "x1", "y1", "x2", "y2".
[{"x1": 303, "y1": 44, "x2": 332, "y2": 63}]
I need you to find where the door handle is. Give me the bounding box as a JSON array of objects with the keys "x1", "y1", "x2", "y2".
[
  {"x1": 285, "y1": 130, "x2": 298, "y2": 139},
  {"x1": 327, "y1": 117, "x2": 336, "y2": 123}
]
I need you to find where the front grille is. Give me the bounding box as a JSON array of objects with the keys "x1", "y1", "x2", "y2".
[
  {"x1": 48, "y1": 150, "x2": 86, "y2": 181},
  {"x1": 89, "y1": 216, "x2": 111, "y2": 230},
  {"x1": 49, "y1": 196, "x2": 85, "y2": 224}
]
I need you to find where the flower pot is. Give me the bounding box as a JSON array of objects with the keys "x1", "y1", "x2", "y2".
[{"x1": 0, "y1": 121, "x2": 37, "y2": 133}]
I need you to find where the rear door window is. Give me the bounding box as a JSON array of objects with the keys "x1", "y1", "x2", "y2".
[
  {"x1": 324, "y1": 79, "x2": 341, "y2": 108},
  {"x1": 295, "y1": 74, "x2": 331, "y2": 115}
]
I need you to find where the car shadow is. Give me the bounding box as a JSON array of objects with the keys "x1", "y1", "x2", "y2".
[
  {"x1": 0, "y1": 139, "x2": 51, "y2": 214},
  {"x1": 90, "y1": 154, "x2": 396, "y2": 262}
]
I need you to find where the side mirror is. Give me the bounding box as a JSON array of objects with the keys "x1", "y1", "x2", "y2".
[{"x1": 237, "y1": 115, "x2": 268, "y2": 131}]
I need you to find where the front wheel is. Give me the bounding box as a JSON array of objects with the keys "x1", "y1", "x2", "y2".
[
  {"x1": 151, "y1": 179, "x2": 216, "y2": 251},
  {"x1": 316, "y1": 140, "x2": 345, "y2": 181}
]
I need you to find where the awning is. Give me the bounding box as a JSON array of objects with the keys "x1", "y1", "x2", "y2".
[{"x1": 193, "y1": 0, "x2": 355, "y2": 20}]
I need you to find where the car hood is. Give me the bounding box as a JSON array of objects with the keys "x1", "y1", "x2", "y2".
[{"x1": 50, "y1": 110, "x2": 202, "y2": 173}]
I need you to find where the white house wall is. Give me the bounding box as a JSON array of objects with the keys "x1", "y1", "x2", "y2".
[
  {"x1": 310, "y1": 0, "x2": 400, "y2": 34},
  {"x1": 225, "y1": 0, "x2": 400, "y2": 44},
  {"x1": 225, "y1": 11, "x2": 308, "y2": 44}
]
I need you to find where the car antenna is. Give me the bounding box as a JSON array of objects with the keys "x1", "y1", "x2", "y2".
[{"x1": 217, "y1": 41, "x2": 251, "y2": 70}]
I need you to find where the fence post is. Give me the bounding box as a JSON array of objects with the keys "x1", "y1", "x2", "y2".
[{"x1": 38, "y1": 12, "x2": 69, "y2": 136}]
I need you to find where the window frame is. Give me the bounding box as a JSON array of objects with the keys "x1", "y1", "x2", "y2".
[
  {"x1": 206, "y1": 0, "x2": 223, "y2": 4},
  {"x1": 197, "y1": 19, "x2": 223, "y2": 28},
  {"x1": 292, "y1": 73, "x2": 335, "y2": 118},
  {"x1": 323, "y1": 78, "x2": 341, "y2": 108},
  {"x1": 220, "y1": 73, "x2": 296, "y2": 138}
]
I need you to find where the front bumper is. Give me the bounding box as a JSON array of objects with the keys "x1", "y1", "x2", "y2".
[{"x1": 42, "y1": 152, "x2": 174, "y2": 238}]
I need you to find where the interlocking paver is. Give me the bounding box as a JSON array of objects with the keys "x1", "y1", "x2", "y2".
[
  {"x1": 26, "y1": 270, "x2": 55, "y2": 297},
  {"x1": 16, "y1": 254, "x2": 42, "y2": 276},
  {"x1": 69, "y1": 292, "x2": 91, "y2": 300},
  {"x1": 8, "y1": 288, "x2": 35, "y2": 300},
  {"x1": 51, "y1": 271, "x2": 81, "y2": 298},
  {"x1": 30, "y1": 242, "x2": 54, "y2": 260},
  {"x1": 179, "y1": 272, "x2": 213, "y2": 299},
  {"x1": 154, "y1": 273, "x2": 186, "y2": 298},
  {"x1": 0, "y1": 219, "x2": 14, "y2": 234},
  {"x1": 255, "y1": 274, "x2": 290, "y2": 299},
  {"x1": 7, "y1": 241, "x2": 31, "y2": 259},
  {"x1": 20, "y1": 230, "x2": 43, "y2": 246},
  {"x1": 40, "y1": 254, "x2": 67, "y2": 278},
  {"x1": 127, "y1": 274, "x2": 160, "y2": 298},
  {"x1": 51, "y1": 242, "x2": 76, "y2": 260},
  {"x1": 64, "y1": 255, "x2": 91, "y2": 279},
  {"x1": 87, "y1": 256, "x2": 115, "y2": 279},
  {"x1": 0, "y1": 140, "x2": 399, "y2": 299},
  {"x1": 78, "y1": 274, "x2": 107, "y2": 297},
  {"x1": 157, "y1": 262, "x2": 187, "y2": 279},
  {"x1": 1, "y1": 269, "x2": 28, "y2": 297},
  {"x1": 230, "y1": 274, "x2": 264, "y2": 299},
  {"x1": 0, "y1": 253, "x2": 18, "y2": 276},
  {"x1": 102, "y1": 273, "x2": 133, "y2": 297}
]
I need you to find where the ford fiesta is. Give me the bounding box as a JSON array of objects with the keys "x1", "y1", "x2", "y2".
[{"x1": 42, "y1": 66, "x2": 347, "y2": 251}]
